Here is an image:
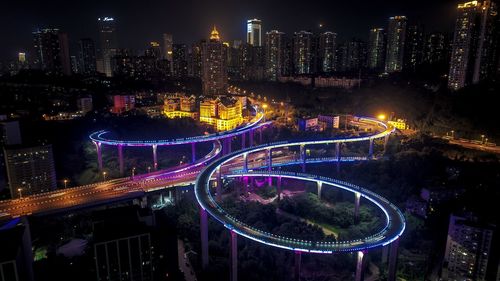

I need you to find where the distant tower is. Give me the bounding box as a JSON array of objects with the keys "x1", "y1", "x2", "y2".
[
  {"x1": 32, "y1": 28, "x2": 71, "y2": 75},
  {"x1": 404, "y1": 24, "x2": 425, "y2": 72},
  {"x1": 97, "y1": 17, "x2": 117, "y2": 77},
  {"x1": 368, "y1": 28, "x2": 386, "y2": 71},
  {"x1": 385, "y1": 16, "x2": 407, "y2": 73},
  {"x1": 293, "y1": 31, "x2": 313, "y2": 75},
  {"x1": 247, "y1": 19, "x2": 262, "y2": 46},
  {"x1": 202, "y1": 26, "x2": 228, "y2": 95},
  {"x1": 318, "y1": 31, "x2": 337, "y2": 73},
  {"x1": 79, "y1": 38, "x2": 97, "y2": 75},
  {"x1": 265, "y1": 30, "x2": 285, "y2": 81}
]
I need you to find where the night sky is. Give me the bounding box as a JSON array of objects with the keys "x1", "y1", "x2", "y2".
[{"x1": 1, "y1": 0, "x2": 458, "y2": 61}]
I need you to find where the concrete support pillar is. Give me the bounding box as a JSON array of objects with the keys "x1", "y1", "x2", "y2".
[
  {"x1": 355, "y1": 251, "x2": 365, "y2": 281},
  {"x1": 388, "y1": 238, "x2": 400, "y2": 281},
  {"x1": 200, "y1": 208, "x2": 209, "y2": 270},
  {"x1": 230, "y1": 230, "x2": 238, "y2": 281},
  {"x1": 118, "y1": 145, "x2": 124, "y2": 176},
  {"x1": 368, "y1": 139, "x2": 374, "y2": 158},
  {"x1": 216, "y1": 167, "x2": 222, "y2": 201},
  {"x1": 243, "y1": 153, "x2": 248, "y2": 172},
  {"x1": 225, "y1": 138, "x2": 232, "y2": 154},
  {"x1": 152, "y1": 144, "x2": 158, "y2": 170},
  {"x1": 243, "y1": 176, "x2": 249, "y2": 194},
  {"x1": 21, "y1": 216, "x2": 35, "y2": 281},
  {"x1": 335, "y1": 142, "x2": 341, "y2": 173},
  {"x1": 300, "y1": 144, "x2": 306, "y2": 172},
  {"x1": 259, "y1": 127, "x2": 263, "y2": 144},
  {"x1": 241, "y1": 133, "x2": 246, "y2": 149},
  {"x1": 267, "y1": 148, "x2": 273, "y2": 186},
  {"x1": 317, "y1": 181, "x2": 323, "y2": 200},
  {"x1": 249, "y1": 130, "x2": 254, "y2": 147},
  {"x1": 277, "y1": 176, "x2": 282, "y2": 201},
  {"x1": 354, "y1": 192, "x2": 361, "y2": 221},
  {"x1": 94, "y1": 141, "x2": 103, "y2": 171},
  {"x1": 294, "y1": 251, "x2": 301, "y2": 281},
  {"x1": 191, "y1": 143, "x2": 196, "y2": 163},
  {"x1": 381, "y1": 245, "x2": 389, "y2": 264}
]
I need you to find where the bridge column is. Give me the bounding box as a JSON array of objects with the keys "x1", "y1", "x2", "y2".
[
  {"x1": 259, "y1": 127, "x2": 263, "y2": 144},
  {"x1": 243, "y1": 176, "x2": 249, "y2": 194},
  {"x1": 294, "y1": 251, "x2": 301, "y2": 281},
  {"x1": 335, "y1": 142, "x2": 341, "y2": 173},
  {"x1": 216, "y1": 167, "x2": 222, "y2": 201},
  {"x1": 224, "y1": 138, "x2": 232, "y2": 155},
  {"x1": 300, "y1": 144, "x2": 306, "y2": 172},
  {"x1": 368, "y1": 139, "x2": 374, "y2": 158},
  {"x1": 249, "y1": 130, "x2": 254, "y2": 147},
  {"x1": 355, "y1": 250, "x2": 366, "y2": 281},
  {"x1": 317, "y1": 181, "x2": 322, "y2": 200},
  {"x1": 94, "y1": 141, "x2": 103, "y2": 171},
  {"x1": 243, "y1": 153, "x2": 248, "y2": 172},
  {"x1": 241, "y1": 133, "x2": 246, "y2": 149},
  {"x1": 200, "y1": 208, "x2": 209, "y2": 270},
  {"x1": 354, "y1": 192, "x2": 361, "y2": 222},
  {"x1": 152, "y1": 144, "x2": 158, "y2": 170},
  {"x1": 277, "y1": 176, "x2": 282, "y2": 200},
  {"x1": 388, "y1": 238, "x2": 400, "y2": 281},
  {"x1": 267, "y1": 148, "x2": 272, "y2": 186},
  {"x1": 230, "y1": 230, "x2": 238, "y2": 281},
  {"x1": 118, "y1": 145, "x2": 124, "y2": 176},
  {"x1": 191, "y1": 143, "x2": 196, "y2": 163}
]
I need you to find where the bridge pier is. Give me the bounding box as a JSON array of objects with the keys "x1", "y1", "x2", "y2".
[
  {"x1": 94, "y1": 141, "x2": 103, "y2": 171},
  {"x1": 243, "y1": 176, "x2": 249, "y2": 194},
  {"x1": 335, "y1": 142, "x2": 341, "y2": 173},
  {"x1": 224, "y1": 138, "x2": 232, "y2": 155},
  {"x1": 243, "y1": 153, "x2": 248, "y2": 172},
  {"x1": 191, "y1": 143, "x2": 196, "y2": 163},
  {"x1": 230, "y1": 230, "x2": 238, "y2": 281},
  {"x1": 277, "y1": 176, "x2": 282, "y2": 200},
  {"x1": 241, "y1": 133, "x2": 246, "y2": 149},
  {"x1": 118, "y1": 145, "x2": 124, "y2": 176},
  {"x1": 267, "y1": 148, "x2": 272, "y2": 186},
  {"x1": 368, "y1": 139, "x2": 374, "y2": 158},
  {"x1": 317, "y1": 181, "x2": 322, "y2": 200},
  {"x1": 152, "y1": 144, "x2": 158, "y2": 170},
  {"x1": 354, "y1": 192, "x2": 361, "y2": 222},
  {"x1": 200, "y1": 208, "x2": 209, "y2": 270},
  {"x1": 216, "y1": 167, "x2": 222, "y2": 201},
  {"x1": 294, "y1": 251, "x2": 301, "y2": 281},
  {"x1": 300, "y1": 144, "x2": 306, "y2": 172},
  {"x1": 388, "y1": 237, "x2": 400, "y2": 281},
  {"x1": 259, "y1": 127, "x2": 263, "y2": 144},
  {"x1": 355, "y1": 250, "x2": 366, "y2": 281},
  {"x1": 249, "y1": 130, "x2": 254, "y2": 147}
]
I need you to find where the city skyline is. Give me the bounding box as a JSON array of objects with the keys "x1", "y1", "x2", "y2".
[{"x1": 1, "y1": 0, "x2": 460, "y2": 61}]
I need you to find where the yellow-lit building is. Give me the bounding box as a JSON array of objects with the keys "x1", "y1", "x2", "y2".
[
  {"x1": 199, "y1": 97, "x2": 243, "y2": 131},
  {"x1": 163, "y1": 94, "x2": 198, "y2": 119},
  {"x1": 388, "y1": 119, "x2": 408, "y2": 130}
]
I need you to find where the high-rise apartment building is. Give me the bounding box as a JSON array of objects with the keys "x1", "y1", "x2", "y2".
[
  {"x1": 3, "y1": 144, "x2": 57, "y2": 199},
  {"x1": 448, "y1": 1, "x2": 499, "y2": 90},
  {"x1": 201, "y1": 26, "x2": 228, "y2": 95},
  {"x1": 98, "y1": 17, "x2": 117, "y2": 77},
  {"x1": 425, "y1": 32, "x2": 448, "y2": 64},
  {"x1": 442, "y1": 214, "x2": 496, "y2": 280},
  {"x1": 172, "y1": 44, "x2": 188, "y2": 78},
  {"x1": 247, "y1": 19, "x2": 262, "y2": 46},
  {"x1": 293, "y1": 31, "x2": 313, "y2": 75},
  {"x1": 265, "y1": 30, "x2": 285, "y2": 81},
  {"x1": 32, "y1": 28, "x2": 71, "y2": 75},
  {"x1": 318, "y1": 31, "x2": 337, "y2": 73},
  {"x1": 78, "y1": 38, "x2": 97, "y2": 75},
  {"x1": 345, "y1": 39, "x2": 367, "y2": 71},
  {"x1": 188, "y1": 41, "x2": 203, "y2": 78},
  {"x1": 368, "y1": 28, "x2": 386, "y2": 70},
  {"x1": 385, "y1": 16, "x2": 407, "y2": 73}
]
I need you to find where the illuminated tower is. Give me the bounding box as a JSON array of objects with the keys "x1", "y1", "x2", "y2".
[
  {"x1": 202, "y1": 26, "x2": 228, "y2": 95},
  {"x1": 265, "y1": 30, "x2": 285, "y2": 81},
  {"x1": 385, "y1": 16, "x2": 407, "y2": 73},
  {"x1": 32, "y1": 28, "x2": 71, "y2": 75},
  {"x1": 293, "y1": 31, "x2": 313, "y2": 75},
  {"x1": 318, "y1": 31, "x2": 337, "y2": 73},
  {"x1": 97, "y1": 17, "x2": 117, "y2": 77},
  {"x1": 247, "y1": 19, "x2": 262, "y2": 46},
  {"x1": 368, "y1": 28, "x2": 386, "y2": 71}
]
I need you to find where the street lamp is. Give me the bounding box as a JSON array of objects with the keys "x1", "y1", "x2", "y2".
[
  {"x1": 481, "y1": 134, "x2": 485, "y2": 144},
  {"x1": 64, "y1": 179, "x2": 68, "y2": 189},
  {"x1": 451, "y1": 130, "x2": 455, "y2": 139},
  {"x1": 377, "y1": 114, "x2": 386, "y2": 121},
  {"x1": 102, "y1": 171, "x2": 107, "y2": 181},
  {"x1": 147, "y1": 166, "x2": 151, "y2": 173},
  {"x1": 131, "y1": 167, "x2": 136, "y2": 179},
  {"x1": 17, "y1": 188, "x2": 23, "y2": 199}
]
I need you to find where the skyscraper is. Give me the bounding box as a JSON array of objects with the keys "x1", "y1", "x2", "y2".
[
  {"x1": 442, "y1": 214, "x2": 496, "y2": 280},
  {"x1": 473, "y1": 0, "x2": 499, "y2": 83},
  {"x1": 32, "y1": 28, "x2": 71, "y2": 75},
  {"x1": 385, "y1": 16, "x2": 407, "y2": 73},
  {"x1": 79, "y1": 38, "x2": 97, "y2": 75},
  {"x1": 404, "y1": 24, "x2": 425, "y2": 72},
  {"x1": 188, "y1": 41, "x2": 203, "y2": 78},
  {"x1": 172, "y1": 44, "x2": 188, "y2": 78},
  {"x1": 265, "y1": 30, "x2": 285, "y2": 81},
  {"x1": 97, "y1": 17, "x2": 117, "y2": 77},
  {"x1": 368, "y1": 28, "x2": 386, "y2": 71},
  {"x1": 3, "y1": 144, "x2": 57, "y2": 198},
  {"x1": 293, "y1": 31, "x2": 313, "y2": 75},
  {"x1": 425, "y1": 32, "x2": 447, "y2": 64},
  {"x1": 247, "y1": 19, "x2": 262, "y2": 46},
  {"x1": 202, "y1": 26, "x2": 228, "y2": 95},
  {"x1": 345, "y1": 39, "x2": 367, "y2": 71},
  {"x1": 318, "y1": 31, "x2": 337, "y2": 73}
]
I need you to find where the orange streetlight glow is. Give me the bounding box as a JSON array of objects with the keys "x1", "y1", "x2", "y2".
[{"x1": 377, "y1": 114, "x2": 386, "y2": 121}]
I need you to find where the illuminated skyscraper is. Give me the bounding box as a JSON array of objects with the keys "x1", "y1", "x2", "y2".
[
  {"x1": 385, "y1": 16, "x2": 407, "y2": 73},
  {"x1": 368, "y1": 28, "x2": 386, "y2": 70},
  {"x1": 404, "y1": 24, "x2": 425, "y2": 72},
  {"x1": 32, "y1": 28, "x2": 71, "y2": 75},
  {"x1": 472, "y1": 0, "x2": 499, "y2": 84},
  {"x1": 318, "y1": 31, "x2": 337, "y2": 73},
  {"x1": 202, "y1": 26, "x2": 228, "y2": 95},
  {"x1": 293, "y1": 31, "x2": 313, "y2": 75},
  {"x1": 247, "y1": 19, "x2": 262, "y2": 46},
  {"x1": 265, "y1": 30, "x2": 285, "y2": 81},
  {"x1": 172, "y1": 44, "x2": 188, "y2": 78},
  {"x1": 78, "y1": 38, "x2": 97, "y2": 75},
  {"x1": 97, "y1": 17, "x2": 117, "y2": 77},
  {"x1": 162, "y1": 33, "x2": 173, "y2": 61}
]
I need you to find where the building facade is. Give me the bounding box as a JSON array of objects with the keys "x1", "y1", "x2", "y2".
[
  {"x1": 32, "y1": 28, "x2": 71, "y2": 75},
  {"x1": 247, "y1": 19, "x2": 262, "y2": 46},
  {"x1": 318, "y1": 31, "x2": 337, "y2": 73},
  {"x1": 98, "y1": 17, "x2": 117, "y2": 77},
  {"x1": 265, "y1": 30, "x2": 285, "y2": 81},
  {"x1": 385, "y1": 16, "x2": 407, "y2": 73},
  {"x1": 201, "y1": 27, "x2": 228, "y2": 95},
  {"x1": 199, "y1": 97, "x2": 243, "y2": 131},
  {"x1": 79, "y1": 38, "x2": 97, "y2": 75},
  {"x1": 293, "y1": 31, "x2": 313, "y2": 75},
  {"x1": 368, "y1": 28, "x2": 386, "y2": 70}
]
